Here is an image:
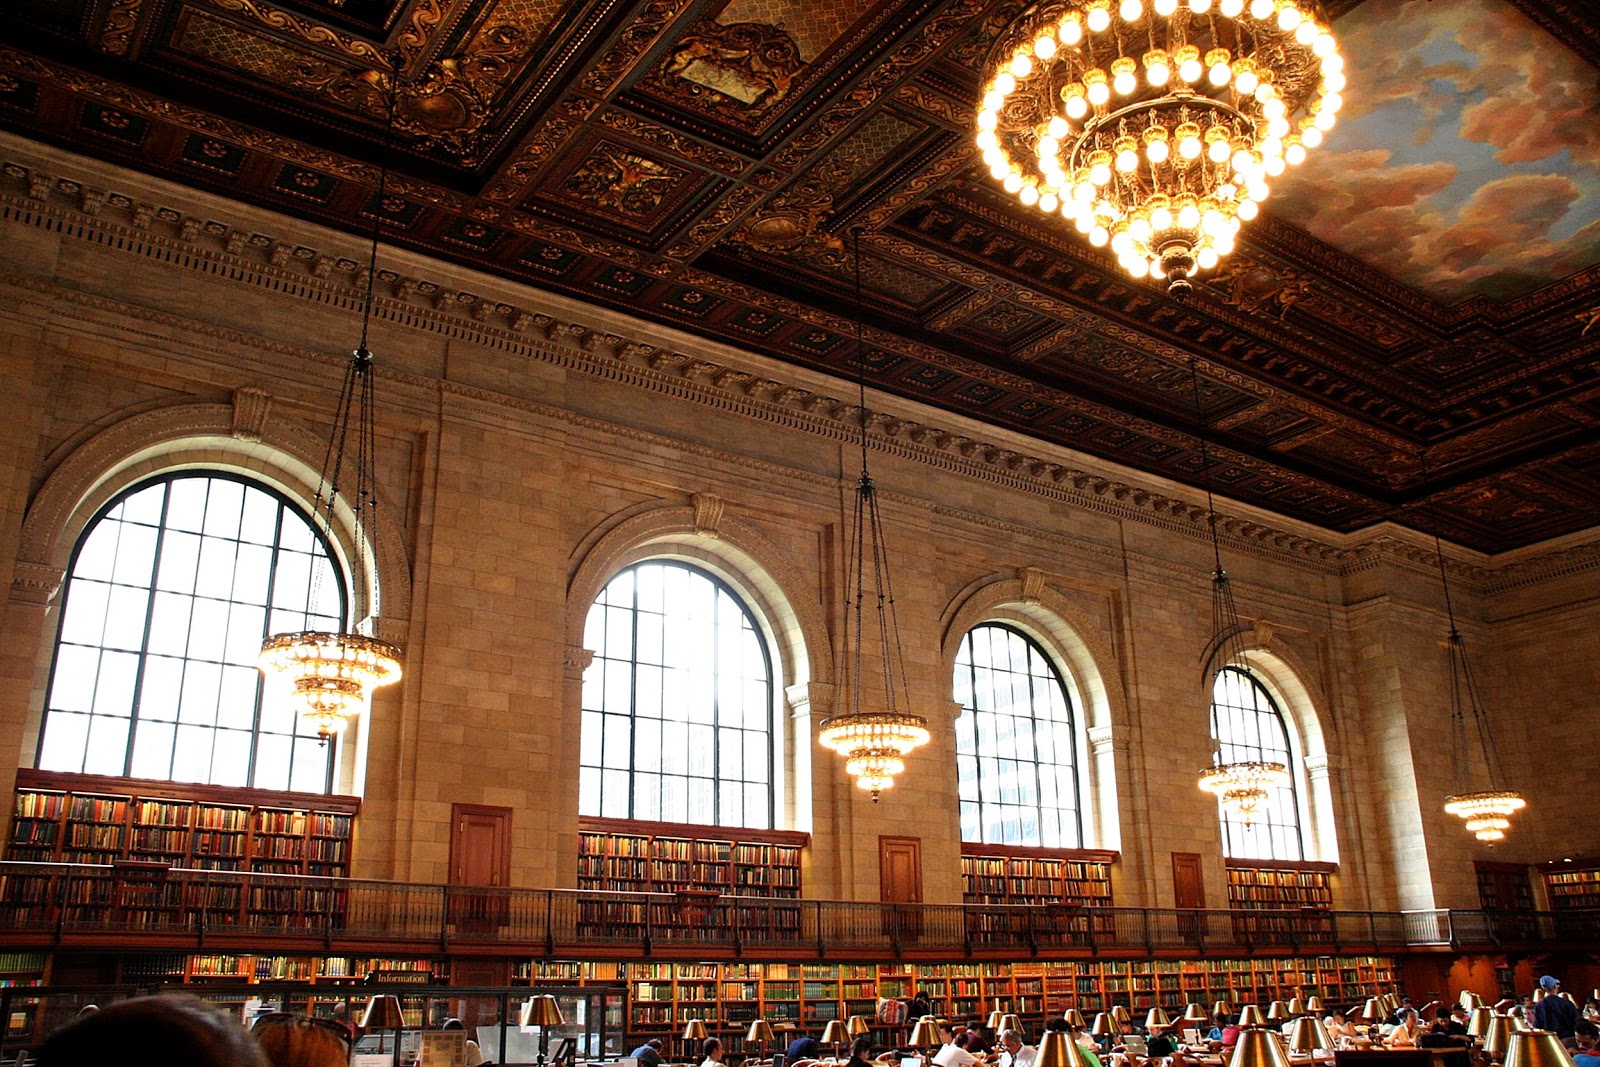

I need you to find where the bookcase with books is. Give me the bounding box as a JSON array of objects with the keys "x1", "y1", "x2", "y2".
[
  {"x1": 576, "y1": 818, "x2": 807, "y2": 940},
  {"x1": 2, "y1": 770, "x2": 358, "y2": 929},
  {"x1": 1543, "y1": 861, "x2": 1600, "y2": 910},
  {"x1": 606, "y1": 957, "x2": 1397, "y2": 1056},
  {"x1": 1224, "y1": 861, "x2": 1335, "y2": 940},
  {"x1": 960, "y1": 845, "x2": 1117, "y2": 944}
]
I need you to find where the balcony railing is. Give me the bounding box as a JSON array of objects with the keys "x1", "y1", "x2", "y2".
[{"x1": 2, "y1": 861, "x2": 1593, "y2": 959}]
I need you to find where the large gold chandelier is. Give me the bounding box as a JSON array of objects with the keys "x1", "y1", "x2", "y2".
[
  {"x1": 258, "y1": 57, "x2": 403, "y2": 742},
  {"x1": 976, "y1": 0, "x2": 1344, "y2": 295},
  {"x1": 1199, "y1": 760, "x2": 1290, "y2": 824},
  {"x1": 817, "y1": 231, "x2": 931, "y2": 801}
]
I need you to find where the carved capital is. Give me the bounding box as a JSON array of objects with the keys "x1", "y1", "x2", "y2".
[
  {"x1": 231, "y1": 387, "x2": 272, "y2": 443},
  {"x1": 785, "y1": 681, "x2": 835, "y2": 719},
  {"x1": 10, "y1": 561, "x2": 64, "y2": 606},
  {"x1": 692, "y1": 492, "x2": 725, "y2": 538},
  {"x1": 563, "y1": 645, "x2": 595, "y2": 679},
  {"x1": 1087, "y1": 724, "x2": 1118, "y2": 754},
  {"x1": 1303, "y1": 752, "x2": 1333, "y2": 778}
]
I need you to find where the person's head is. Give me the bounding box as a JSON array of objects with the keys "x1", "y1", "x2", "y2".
[
  {"x1": 1044, "y1": 1017, "x2": 1069, "y2": 1034},
  {"x1": 1575, "y1": 1021, "x2": 1598, "y2": 1050},
  {"x1": 703, "y1": 1037, "x2": 723, "y2": 1061},
  {"x1": 443, "y1": 1019, "x2": 465, "y2": 1032},
  {"x1": 1399, "y1": 1010, "x2": 1417, "y2": 1026},
  {"x1": 852, "y1": 1038, "x2": 872, "y2": 1060},
  {"x1": 251, "y1": 1012, "x2": 350, "y2": 1067},
  {"x1": 39, "y1": 995, "x2": 269, "y2": 1067},
  {"x1": 648, "y1": 1039, "x2": 664, "y2": 1051},
  {"x1": 1000, "y1": 1030, "x2": 1024, "y2": 1053},
  {"x1": 1331, "y1": 1012, "x2": 1346, "y2": 1023},
  {"x1": 1541, "y1": 977, "x2": 1563, "y2": 994}
]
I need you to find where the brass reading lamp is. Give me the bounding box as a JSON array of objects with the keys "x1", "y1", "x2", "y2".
[
  {"x1": 361, "y1": 994, "x2": 405, "y2": 1067},
  {"x1": 1238, "y1": 1006, "x2": 1267, "y2": 1028},
  {"x1": 1111, "y1": 1006, "x2": 1131, "y2": 1029},
  {"x1": 989, "y1": 1009, "x2": 1007, "y2": 1031},
  {"x1": 822, "y1": 1020, "x2": 851, "y2": 1061},
  {"x1": 683, "y1": 1019, "x2": 710, "y2": 1065},
  {"x1": 1461, "y1": 992, "x2": 1485, "y2": 1011},
  {"x1": 999, "y1": 1015, "x2": 1023, "y2": 1036},
  {"x1": 848, "y1": 1017, "x2": 872, "y2": 1039},
  {"x1": 1505, "y1": 1030, "x2": 1578, "y2": 1067},
  {"x1": 1305, "y1": 997, "x2": 1324, "y2": 1015},
  {"x1": 1183, "y1": 1004, "x2": 1209, "y2": 1027},
  {"x1": 1064, "y1": 1010, "x2": 1087, "y2": 1030},
  {"x1": 1037, "y1": 1031, "x2": 1094, "y2": 1067},
  {"x1": 1213, "y1": 1002, "x2": 1233, "y2": 1018},
  {"x1": 748, "y1": 1020, "x2": 776, "y2": 1064},
  {"x1": 910, "y1": 1016, "x2": 943, "y2": 1066},
  {"x1": 1266, "y1": 1001, "x2": 1290, "y2": 1024},
  {"x1": 1287, "y1": 997, "x2": 1307, "y2": 1017},
  {"x1": 1467, "y1": 1008, "x2": 1494, "y2": 1038},
  {"x1": 522, "y1": 995, "x2": 565, "y2": 1067},
  {"x1": 1481, "y1": 1017, "x2": 1512, "y2": 1060},
  {"x1": 1231, "y1": 1028, "x2": 1292, "y2": 1067},
  {"x1": 1147, "y1": 1008, "x2": 1173, "y2": 1031},
  {"x1": 1287, "y1": 1017, "x2": 1334, "y2": 1057},
  {"x1": 1091, "y1": 1012, "x2": 1118, "y2": 1040}
]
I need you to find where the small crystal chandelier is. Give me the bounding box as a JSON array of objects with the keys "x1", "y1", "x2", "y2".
[
  {"x1": 1430, "y1": 507, "x2": 1524, "y2": 841},
  {"x1": 975, "y1": 0, "x2": 1344, "y2": 296},
  {"x1": 817, "y1": 231, "x2": 931, "y2": 801},
  {"x1": 1186, "y1": 360, "x2": 1287, "y2": 824},
  {"x1": 259, "y1": 57, "x2": 403, "y2": 742}
]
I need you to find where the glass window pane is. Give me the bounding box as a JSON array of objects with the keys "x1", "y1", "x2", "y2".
[
  {"x1": 38, "y1": 474, "x2": 344, "y2": 790},
  {"x1": 954, "y1": 624, "x2": 1080, "y2": 848},
  {"x1": 577, "y1": 561, "x2": 774, "y2": 829}
]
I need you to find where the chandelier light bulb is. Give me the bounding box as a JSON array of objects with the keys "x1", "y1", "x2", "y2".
[
  {"x1": 1189, "y1": 0, "x2": 1211, "y2": 11},
  {"x1": 1035, "y1": 33, "x2": 1058, "y2": 58},
  {"x1": 1122, "y1": 0, "x2": 1143, "y2": 20},
  {"x1": 1087, "y1": 4, "x2": 1112, "y2": 31},
  {"x1": 1060, "y1": 14, "x2": 1084, "y2": 43},
  {"x1": 1156, "y1": 0, "x2": 1178, "y2": 13},
  {"x1": 1250, "y1": 0, "x2": 1274, "y2": 19},
  {"x1": 1219, "y1": 0, "x2": 1244, "y2": 17}
]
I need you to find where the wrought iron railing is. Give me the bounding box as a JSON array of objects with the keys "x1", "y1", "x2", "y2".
[{"x1": 2, "y1": 861, "x2": 1593, "y2": 959}]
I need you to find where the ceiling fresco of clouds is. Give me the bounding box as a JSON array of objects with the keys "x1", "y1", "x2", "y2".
[{"x1": 1270, "y1": 0, "x2": 1600, "y2": 304}]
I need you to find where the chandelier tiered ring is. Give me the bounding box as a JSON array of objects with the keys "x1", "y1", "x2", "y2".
[
  {"x1": 1198, "y1": 760, "x2": 1290, "y2": 824},
  {"x1": 977, "y1": 0, "x2": 1344, "y2": 295}
]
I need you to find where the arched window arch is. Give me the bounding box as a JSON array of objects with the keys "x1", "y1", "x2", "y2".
[
  {"x1": 38, "y1": 472, "x2": 345, "y2": 792},
  {"x1": 953, "y1": 622, "x2": 1082, "y2": 847},
  {"x1": 1211, "y1": 665, "x2": 1303, "y2": 861},
  {"x1": 580, "y1": 560, "x2": 775, "y2": 829}
]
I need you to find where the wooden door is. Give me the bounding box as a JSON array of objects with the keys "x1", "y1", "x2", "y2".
[
  {"x1": 1173, "y1": 852, "x2": 1204, "y2": 943},
  {"x1": 450, "y1": 804, "x2": 511, "y2": 931},
  {"x1": 880, "y1": 836, "x2": 923, "y2": 941}
]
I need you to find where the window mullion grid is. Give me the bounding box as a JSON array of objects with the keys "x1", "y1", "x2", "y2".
[
  {"x1": 628, "y1": 575, "x2": 641, "y2": 822},
  {"x1": 124, "y1": 482, "x2": 174, "y2": 778}
]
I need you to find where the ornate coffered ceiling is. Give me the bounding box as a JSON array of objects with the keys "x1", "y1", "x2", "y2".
[{"x1": 1, "y1": 0, "x2": 1598, "y2": 551}]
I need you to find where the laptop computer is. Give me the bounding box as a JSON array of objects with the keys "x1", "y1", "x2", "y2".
[{"x1": 1122, "y1": 1036, "x2": 1148, "y2": 1057}]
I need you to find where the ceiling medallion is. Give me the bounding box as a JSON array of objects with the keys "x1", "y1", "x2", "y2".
[{"x1": 975, "y1": 0, "x2": 1345, "y2": 296}]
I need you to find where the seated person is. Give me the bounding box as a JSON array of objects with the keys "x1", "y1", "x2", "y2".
[
  {"x1": 1324, "y1": 1012, "x2": 1357, "y2": 1046},
  {"x1": 1387, "y1": 1011, "x2": 1423, "y2": 1049},
  {"x1": 251, "y1": 1012, "x2": 352, "y2": 1067},
  {"x1": 633, "y1": 1038, "x2": 667, "y2": 1067},
  {"x1": 1145, "y1": 1027, "x2": 1179, "y2": 1059},
  {"x1": 1573, "y1": 1022, "x2": 1600, "y2": 1067},
  {"x1": 1419, "y1": 1018, "x2": 1467, "y2": 1049},
  {"x1": 846, "y1": 1037, "x2": 876, "y2": 1067},
  {"x1": 790, "y1": 1034, "x2": 824, "y2": 1062},
  {"x1": 934, "y1": 1032, "x2": 981, "y2": 1067}
]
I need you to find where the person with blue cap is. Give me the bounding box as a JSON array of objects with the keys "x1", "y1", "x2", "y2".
[{"x1": 1535, "y1": 977, "x2": 1579, "y2": 1042}]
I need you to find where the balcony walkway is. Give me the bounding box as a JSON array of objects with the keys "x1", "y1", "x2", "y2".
[{"x1": 0, "y1": 861, "x2": 1587, "y2": 961}]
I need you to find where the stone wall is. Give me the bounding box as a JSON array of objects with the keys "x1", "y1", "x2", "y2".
[{"x1": 1, "y1": 132, "x2": 1596, "y2": 912}]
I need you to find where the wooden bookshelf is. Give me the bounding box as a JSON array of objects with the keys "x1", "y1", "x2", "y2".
[
  {"x1": 1225, "y1": 860, "x2": 1335, "y2": 940},
  {"x1": 960, "y1": 844, "x2": 1117, "y2": 945},
  {"x1": 1543, "y1": 861, "x2": 1600, "y2": 910},
  {"x1": 3, "y1": 770, "x2": 358, "y2": 929},
  {"x1": 577, "y1": 818, "x2": 807, "y2": 940},
  {"x1": 607, "y1": 956, "x2": 1397, "y2": 1055}
]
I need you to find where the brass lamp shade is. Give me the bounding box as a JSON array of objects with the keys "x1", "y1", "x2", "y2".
[
  {"x1": 1509, "y1": 1015, "x2": 1530, "y2": 1033},
  {"x1": 748, "y1": 1021, "x2": 776, "y2": 1044},
  {"x1": 361, "y1": 995, "x2": 404, "y2": 1030},
  {"x1": 683, "y1": 1020, "x2": 710, "y2": 1042},
  {"x1": 1090, "y1": 1013, "x2": 1118, "y2": 1036},
  {"x1": 522, "y1": 995, "x2": 564, "y2": 1029},
  {"x1": 1287, "y1": 1018, "x2": 1334, "y2": 1054},
  {"x1": 1214, "y1": 1002, "x2": 1233, "y2": 1017},
  {"x1": 1305, "y1": 997, "x2": 1324, "y2": 1014},
  {"x1": 1468, "y1": 1008, "x2": 1494, "y2": 1037},
  {"x1": 999, "y1": 1015, "x2": 1023, "y2": 1035},
  {"x1": 1288, "y1": 998, "x2": 1307, "y2": 1016},
  {"x1": 1359, "y1": 1000, "x2": 1382, "y2": 1022},
  {"x1": 989, "y1": 1010, "x2": 1007, "y2": 1031},
  {"x1": 1532, "y1": 991, "x2": 1546, "y2": 1004},
  {"x1": 1037, "y1": 1031, "x2": 1094, "y2": 1067},
  {"x1": 1561, "y1": 993, "x2": 1576, "y2": 1005},
  {"x1": 1184, "y1": 1004, "x2": 1210, "y2": 1023},
  {"x1": 1111, "y1": 1006, "x2": 1131, "y2": 1026},
  {"x1": 1238, "y1": 1006, "x2": 1267, "y2": 1027},
  {"x1": 910, "y1": 1017, "x2": 942, "y2": 1048},
  {"x1": 1147, "y1": 1008, "x2": 1172, "y2": 1030},
  {"x1": 1267, "y1": 1001, "x2": 1290, "y2": 1022},
  {"x1": 1232, "y1": 1028, "x2": 1293, "y2": 1067},
  {"x1": 1461, "y1": 992, "x2": 1485, "y2": 1011},
  {"x1": 1496, "y1": 1001, "x2": 1516, "y2": 1013},
  {"x1": 822, "y1": 1021, "x2": 850, "y2": 1045},
  {"x1": 1505, "y1": 1030, "x2": 1578, "y2": 1067},
  {"x1": 1065, "y1": 1009, "x2": 1087, "y2": 1029},
  {"x1": 848, "y1": 1016, "x2": 871, "y2": 1037},
  {"x1": 1482, "y1": 1017, "x2": 1511, "y2": 1058}
]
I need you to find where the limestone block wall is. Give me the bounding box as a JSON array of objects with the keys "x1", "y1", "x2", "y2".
[{"x1": 0, "y1": 131, "x2": 1595, "y2": 912}]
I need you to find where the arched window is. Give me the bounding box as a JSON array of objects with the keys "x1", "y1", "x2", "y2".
[
  {"x1": 580, "y1": 561, "x2": 774, "y2": 829},
  {"x1": 38, "y1": 472, "x2": 345, "y2": 792},
  {"x1": 1211, "y1": 666, "x2": 1303, "y2": 860},
  {"x1": 954, "y1": 623, "x2": 1082, "y2": 847}
]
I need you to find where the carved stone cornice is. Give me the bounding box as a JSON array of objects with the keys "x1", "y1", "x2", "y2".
[
  {"x1": 563, "y1": 645, "x2": 595, "y2": 678},
  {"x1": 9, "y1": 561, "x2": 64, "y2": 606}
]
